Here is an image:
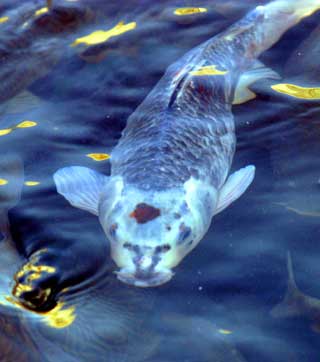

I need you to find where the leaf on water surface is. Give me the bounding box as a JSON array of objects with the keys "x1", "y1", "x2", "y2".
[
  {"x1": 16, "y1": 121, "x2": 37, "y2": 128},
  {"x1": 0, "y1": 129, "x2": 12, "y2": 136},
  {"x1": 0, "y1": 120, "x2": 38, "y2": 138},
  {"x1": 190, "y1": 65, "x2": 228, "y2": 76},
  {"x1": 71, "y1": 21, "x2": 137, "y2": 47},
  {"x1": 86, "y1": 153, "x2": 110, "y2": 161},
  {"x1": 271, "y1": 83, "x2": 320, "y2": 99},
  {"x1": 174, "y1": 8, "x2": 208, "y2": 16}
]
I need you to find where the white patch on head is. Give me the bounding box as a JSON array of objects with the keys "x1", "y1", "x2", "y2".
[
  {"x1": 183, "y1": 177, "x2": 218, "y2": 243},
  {"x1": 98, "y1": 176, "x2": 218, "y2": 285}
]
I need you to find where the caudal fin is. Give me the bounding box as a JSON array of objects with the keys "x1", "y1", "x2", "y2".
[
  {"x1": 271, "y1": 251, "x2": 304, "y2": 319},
  {"x1": 269, "y1": 0, "x2": 320, "y2": 21}
]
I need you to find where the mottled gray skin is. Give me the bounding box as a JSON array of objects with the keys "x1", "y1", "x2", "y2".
[{"x1": 111, "y1": 7, "x2": 269, "y2": 191}]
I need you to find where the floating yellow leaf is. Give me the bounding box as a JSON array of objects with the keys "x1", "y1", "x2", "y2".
[
  {"x1": 24, "y1": 181, "x2": 40, "y2": 186},
  {"x1": 72, "y1": 21, "x2": 136, "y2": 46},
  {"x1": 35, "y1": 7, "x2": 49, "y2": 16},
  {"x1": 16, "y1": 120, "x2": 37, "y2": 128},
  {"x1": 174, "y1": 7, "x2": 207, "y2": 16},
  {"x1": 218, "y1": 329, "x2": 233, "y2": 335},
  {"x1": 271, "y1": 83, "x2": 320, "y2": 100},
  {"x1": 0, "y1": 129, "x2": 12, "y2": 136},
  {"x1": 0, "y1": 16, "x2": 9, "y2": 24},
  {"x1": 190, "y1": 65, "x2": 228, "y2": 76},
  {"x1": 0, "y1": 178, "x2": 8, "y2": 185},
  {"x1": 87, "y1": 153, "x2": 110, "y2": 161}
]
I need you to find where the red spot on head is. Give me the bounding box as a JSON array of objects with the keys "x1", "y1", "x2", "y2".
[{"x1": 130, "y1": 203, "x2": 161, "y2": 224}]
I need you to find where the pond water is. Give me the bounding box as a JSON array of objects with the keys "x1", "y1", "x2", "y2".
[{"x1": 0, "y1": 0, "x2": 320, "y2": 361}]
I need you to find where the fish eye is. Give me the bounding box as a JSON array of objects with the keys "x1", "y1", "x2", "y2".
[{"x1": 178, "y1": 224, "x2": 192, "y2": 244}]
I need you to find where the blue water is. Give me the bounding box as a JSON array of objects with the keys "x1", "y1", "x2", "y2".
[{"x1": 0, "y1": 0, "x2": 320, "y2": 361}]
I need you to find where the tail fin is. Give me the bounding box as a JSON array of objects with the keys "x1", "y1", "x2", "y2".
[
  {"x1": 271, "y1": 252, "x2": 305, "y2": 318},
  {"x1": 268, "y1": 0, "x2": 320, "y2": 20}
]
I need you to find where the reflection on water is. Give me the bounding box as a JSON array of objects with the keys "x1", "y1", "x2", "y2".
[{"x1": 0, "y1": 0, "x2": 320, "y2": 361}]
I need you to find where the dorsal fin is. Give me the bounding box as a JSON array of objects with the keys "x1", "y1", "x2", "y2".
[{"x1": 168, "y1": 73, "x2": 189, "y2": 108}]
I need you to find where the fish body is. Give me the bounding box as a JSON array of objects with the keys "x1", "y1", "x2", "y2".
[{"x1": 54, "y1": 0, "x2": 320, "y2": 287}]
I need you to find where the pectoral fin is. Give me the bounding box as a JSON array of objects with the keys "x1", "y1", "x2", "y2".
[
  {"x1": 215, "y1": 165, "x2": 255, "y2": 215},
  {"x1": 53, "y1": 166, "x2": 108, "y2": 215},
  {"x1": 233, "y1": 61, "x2": 281, "y2": 105}
]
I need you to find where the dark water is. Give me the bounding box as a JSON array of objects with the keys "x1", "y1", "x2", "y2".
[{"x1": 0, "y1": 0, "x2": 320, "y2": 361}]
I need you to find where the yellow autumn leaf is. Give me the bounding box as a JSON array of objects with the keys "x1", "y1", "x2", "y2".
[
  {"x1": 0, "y1": 17, "x2": 9, "y2": 24},
  {"x1": 35, "y1": 7, "x2": 49, "y2": 16},
  {"x1": 16, "y1": 121, "x2": 38, "y2": 128},
  {"x1": 271, "y1": 83, "x2": 320, "y2": 100},
  {"x1": 86, "y1": 153, "x2": 110, "y2": 161},
  {"x1": 0, "y1": 129, "x2": 12, "y2": 136},
  {"x1": 218, "y1": 329, "x2": 233, "y2": 335},
  {"x1": 0, "y1": 178, "x2": 8, "y2": 185},
  {"x1": 190, "y1": 65, "x2": 228, "y2": 76},
  {"x1": 24, "y1": 181, "x2": 40, "y2": 186},
  {"x1": 174, "y1": 8, "x2": 207, "y2": 16},
  {"x1": 72, "y1": 21, "x2": 136, "y2": 46}
]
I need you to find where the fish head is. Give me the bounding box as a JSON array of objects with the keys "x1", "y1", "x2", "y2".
[{"x1": 99, "y1": 178, "x2": 217, "y2": 287}]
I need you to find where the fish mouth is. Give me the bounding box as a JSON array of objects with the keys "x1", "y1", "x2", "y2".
[{"x1": 115, "y1": 268, "x2": 174, "y2": 287}]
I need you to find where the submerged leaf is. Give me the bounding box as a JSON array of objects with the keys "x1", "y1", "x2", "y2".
[
  {"x1": 35, "y1": 7, "x2": 49, "y2": 16},
  {"x1": 72, "y1": 21, "x2": 136, "y2": 46},
  {"x1": 0, "y1": 179, "x2": 8, "y2": 186},
  {"x1": 271, "y1": 83, "x2": 320, "y2": 99},
  {"x1": 24, "y1": 181, "x2": 40, "y2": 186},
  {"x1": 218, "y1": 329, "x2": 233, "y2": 335},
  {"x1": 0, "y1": 17, "x2": 9, "y2": 24}
]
